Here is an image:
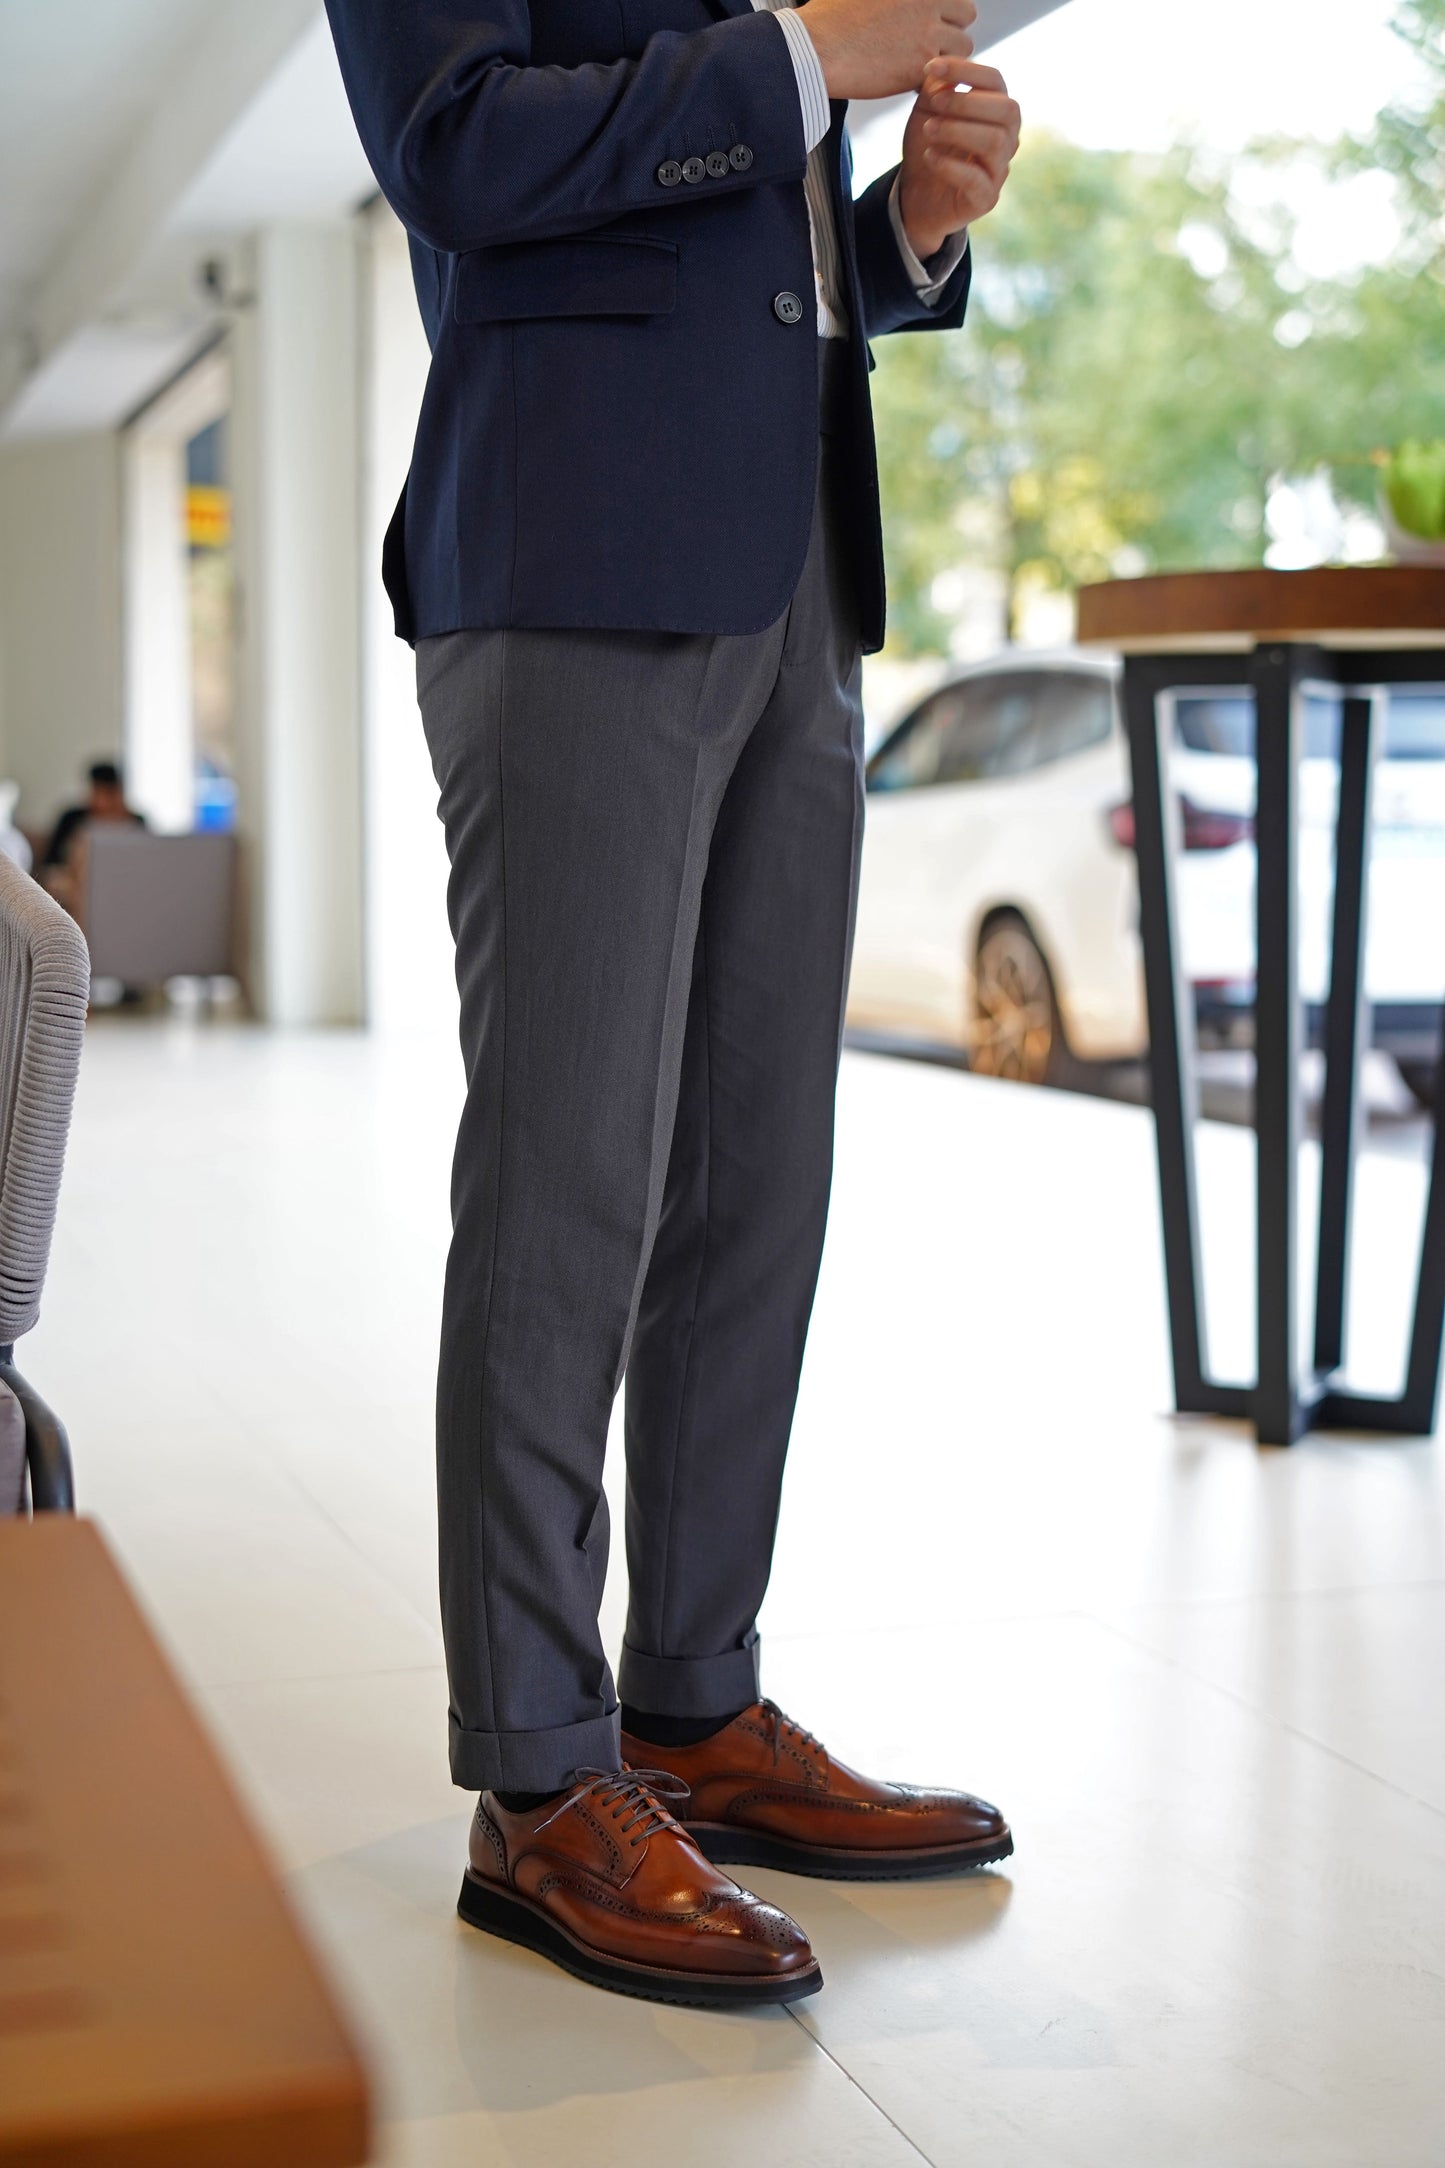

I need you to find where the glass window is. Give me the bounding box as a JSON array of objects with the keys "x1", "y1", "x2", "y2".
[
  {"x1": 1175, "y1": 694, "x2": 1254, "y2": 757},
  {"x1": 869, "y1": 676, "x2": 1039, "y2": 791},
  {"x1": 934, "y1": 676, "x2": 1040, "y2": 784},
  {"x1": 1174, "y1": 691, "x2": 1341, "y2": 761},
  {"x1": 1386, "y1": 692, "x2": 1445, "y2": 761},
  {"x1": 1034, "y1": 674, "x2": 1116, "y2": 766},
  {"x1": 867, "y1": 697, "x2": 954, "y2": 792}
]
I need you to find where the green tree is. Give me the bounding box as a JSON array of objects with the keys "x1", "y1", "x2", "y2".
[
  {"x1": 872, "y1": 0, "x2": 1445, "y2": 654},
  {"x1": 1300, "y1": 0, "x2": 1445, "y2": 514},
  {"x1": 1348, "y1": 0, "x2": 1445, "y2": 245}
]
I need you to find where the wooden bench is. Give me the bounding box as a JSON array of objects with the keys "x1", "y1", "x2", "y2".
[{"x1": 0, "y1": 1517, "x2": 371, "y2": 2166}]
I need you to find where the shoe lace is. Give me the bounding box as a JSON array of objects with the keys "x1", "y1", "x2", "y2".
[
  {"x1": 535, "y1": 1767, "x2": 691, "y2": 1848},
  {"x1": 759, "y1": 1700, "x2": 826, "y2": 1769}
]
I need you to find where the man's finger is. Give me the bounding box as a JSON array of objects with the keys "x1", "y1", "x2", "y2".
[
  {"x1": 920, "y1": 89, "x2": 1020, "y2": 136},
  {"x1": 931, "y1": 24, "x2": 977, "y2": 60},
  {"x1": 923, "y1": 138, "x2": 1009, "y2": 190},
  {"x1": 923, "y1": 57, "x2": 1007, "y2": 96},
  {"x1": 922, "y1": 117, "x2": 1013, "y2": 175},
  {"x1": 921, "y1": 150, "x2": 1000, "y2": 211}
]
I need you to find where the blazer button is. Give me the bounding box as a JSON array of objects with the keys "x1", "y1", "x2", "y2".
[
  {"x1": 729, "y1": 144, "x2": 753, "y2": 170},
  {"x1": 656, "y1": 160, "x2": 683, "y2": 187},
  {"x1": 705, "y1": 150, "x2": 730, "y2": 178},
  {"x1": 682, "y1": 156, "x2": 706, "y2": 183},
  {"x1": 773, "y1": 291, "x2": 805, "y2": 325}
]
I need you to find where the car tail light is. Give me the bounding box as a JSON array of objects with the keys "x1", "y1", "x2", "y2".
[
  {"x1": 1180, "y1": 799, "x2": 1254, "y2": 850},
  {"x1": 1106, "y1": 799, "x2": 1253, "y2": 852}
]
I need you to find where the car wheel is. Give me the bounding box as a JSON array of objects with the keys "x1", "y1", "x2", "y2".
[
  {"x1": 1396, "y1": 1058, "x2": 1440, "y2": 1113},
  {"x1": 970, "y1": 914, "x2": 1064, "y2": 1086}
]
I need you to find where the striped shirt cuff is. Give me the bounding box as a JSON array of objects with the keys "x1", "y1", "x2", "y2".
[
  {"x1": 888, "y1": 173, "x2": 970, "y2": 303},
  {"x1": 773, "y1": 9, "x2": 831, "y2": 154}
]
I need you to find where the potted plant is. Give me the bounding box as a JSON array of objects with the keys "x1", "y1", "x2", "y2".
[{"x1": 1380, "y1": 439, "x2": 1445, "y2": 565}]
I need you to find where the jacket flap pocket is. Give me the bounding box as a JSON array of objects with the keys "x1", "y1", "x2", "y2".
[{"x1": 455, "y1": 235, "x2": 678, "y2": 323}]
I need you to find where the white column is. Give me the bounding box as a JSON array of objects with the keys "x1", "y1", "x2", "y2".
[
  {"x1": 231, "y1": 222, "x2": 365, "y2": 1026},
  {"x1": 122, "y1": 433, "x2": 193, "y2": 833}
]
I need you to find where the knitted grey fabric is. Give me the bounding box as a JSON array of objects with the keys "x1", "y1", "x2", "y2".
[
  {"x1": 0, "y1": 1378, "x2": 24, "y2": 1513},
  {"x1": 0, "y1": 855, "x2": 89, "y2": 1346}
]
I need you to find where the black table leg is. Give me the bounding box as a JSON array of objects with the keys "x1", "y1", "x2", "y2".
[
  {"x1": 1313, "y1": 693, "x2": 1378, "y2": 1378},
  {"x1": 1122, "y1": 641, "x2": 1441, "y2": 1444},
  {"x1": 1401, "y1": 1042, "x2": 1445, "y2": 1432},
  {"x1": 1320, "y1": 1026, "x2": 1445, "y2": 1433},
  {"x1": 1252, "y1": 645, "x2": 1306, "y2": 1444},
  {"x1": 1123, "y1": 660, "x2": 1245, "y2": 1419}
]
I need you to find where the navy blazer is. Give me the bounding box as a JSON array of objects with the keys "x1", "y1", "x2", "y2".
[{"x1": 325, "y1": 0, "x2": 971, "y2": 652}]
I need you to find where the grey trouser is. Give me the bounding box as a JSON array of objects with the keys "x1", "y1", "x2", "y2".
[{"x1": 417, "y1": 405, "x2": 865, "y2": 1792}]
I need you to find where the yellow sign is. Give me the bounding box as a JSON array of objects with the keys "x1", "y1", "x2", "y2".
[{"x1": 187, "y1": 485, "x2": 231, "y2": 550}]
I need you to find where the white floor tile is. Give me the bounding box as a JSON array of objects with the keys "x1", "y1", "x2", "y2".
[
  {"x1": 1100, "y1": 1581, "x2": 1445, "y2": 1813},
  {"x1": 26, "y1": 1020, "x2": 1445, "y2": 2165},
  {"x1": 773, "y1": 1618, "x2": 1445, "y2": 2168}
]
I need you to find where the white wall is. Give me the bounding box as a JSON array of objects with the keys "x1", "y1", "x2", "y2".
[{"x1": 0, "y1": 431, "x2": 124, "y2": 833}]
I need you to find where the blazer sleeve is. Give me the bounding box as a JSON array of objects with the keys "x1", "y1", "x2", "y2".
[
  {"x1": 851, "y1": 164, "x2": 972, "y2": 340},
  {"x1": 324, "y1": 0, "x2": 809, "y2": 255}
]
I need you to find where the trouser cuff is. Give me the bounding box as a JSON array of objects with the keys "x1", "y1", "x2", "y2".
[
  {"x1": 616, "y1": 1634, "x2": 761, "y2": 1719},
  {"x1": 448, "y1": 1706, "x2": 622, "y2": 1792}
]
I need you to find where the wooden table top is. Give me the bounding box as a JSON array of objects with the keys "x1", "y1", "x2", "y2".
[
  {"x1": 1076, "y1": 566, "x2": 1445, "y2": 654},
  {"x1": 0, "y1": 1517, "x2": 371, "y2": 2168}
]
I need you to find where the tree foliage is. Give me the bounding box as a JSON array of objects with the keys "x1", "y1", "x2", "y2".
[{"x1": 871, "y1": 1, "x2": 1445, "y2": 653}]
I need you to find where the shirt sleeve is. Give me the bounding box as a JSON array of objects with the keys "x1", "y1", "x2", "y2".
[
  {"x1": 772, "y1": 9, "x2": 831, "y2": 153},
  {"x1": 887, "y1": 172, "x2": 970, "y2": 304}
]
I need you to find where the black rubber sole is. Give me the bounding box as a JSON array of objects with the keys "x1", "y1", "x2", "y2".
[
  {"x1": 686, "y1": 1823, "x2": 1015, "y2": 1882},
  {"x1": 457, "y1": 1871, "x2": 824, "y2": 2008}
]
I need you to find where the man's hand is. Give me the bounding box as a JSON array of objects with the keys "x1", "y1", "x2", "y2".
[
  {"x1": 898, "y1": 60, "x2": 1021, "y2": 262},
  {"x1": 803, "y1": 0, "x2": 977, "y2": 102}
]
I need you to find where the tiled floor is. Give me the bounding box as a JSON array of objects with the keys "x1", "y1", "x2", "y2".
[{"x1": 28, "y1": 1018, "x2": 1445, "y2": 2165}]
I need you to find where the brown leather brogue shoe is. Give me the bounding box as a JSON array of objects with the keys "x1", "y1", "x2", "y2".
[
  {"x1": 458, "y1": 1767, "x2": 822, "y2": 2005},
  {"x1": 620, "y1": 1703, "x2": 1013, "y2": 1881}
]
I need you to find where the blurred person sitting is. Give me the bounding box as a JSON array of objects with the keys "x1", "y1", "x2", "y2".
[
  {"x1": 43, "y1": 760, "x2": 145, "y2": 877},
  {"x1": 42, "y1": 760, "x2": 146, "y2": 920}
]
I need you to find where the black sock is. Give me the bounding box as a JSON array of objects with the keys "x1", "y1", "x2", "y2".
[
  {"x1": 494, "y1": 1788, "x2": 566, "y2": 1813},
  {"x1": 621, "y1": 1704, "x2": 745, "y2": 1749}
]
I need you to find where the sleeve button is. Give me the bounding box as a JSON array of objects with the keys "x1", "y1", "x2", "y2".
[
  {"x1": 656, "y1": 160, "x2": 683, "y2": 186},
  {"x1": 705, "y1": 150, "x2": 730, "y2": 178},
  {"x1": 729, "y1": 144, "x2": 753, "y2": 170},
  {"x1": 681, "y1": 156, "x2": 706, "y2": 183}
]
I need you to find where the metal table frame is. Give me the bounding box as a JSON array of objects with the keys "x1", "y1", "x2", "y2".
[{"x1": 1122, "y1": 641, "x2": 1445, "y2": 1446}]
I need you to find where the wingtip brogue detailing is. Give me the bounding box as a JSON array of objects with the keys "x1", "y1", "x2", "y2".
[
  {"x1": 470, "y1": 1802, "x2": 509, "y2": 1881},
  {"x1": 459, "y1": 1766, "x2": 821, "y2": 2005},
  {"x1": 620, "y1": 1701, "x2": 1015, "y2": 1883},
  {"x1": 698, "y1": 1897, "x2": 810, "y2": 1951}
]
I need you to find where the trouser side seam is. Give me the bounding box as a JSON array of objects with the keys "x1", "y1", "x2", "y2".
[
  {"x1": 471, "y1": 629, "x2": 510, "y2": 1746},
  {"x1": 652, "y1": 903, "x2": 714, "y2": 1660}
]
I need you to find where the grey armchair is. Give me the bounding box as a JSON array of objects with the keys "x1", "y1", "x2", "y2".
[{"x1": 81, "y1": 826, "x2": 238, "y2": 988}]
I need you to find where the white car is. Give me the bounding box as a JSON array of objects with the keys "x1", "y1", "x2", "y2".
[{"x1": 846, "y1": 650, "x2": 1445, "y2": 1104}]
